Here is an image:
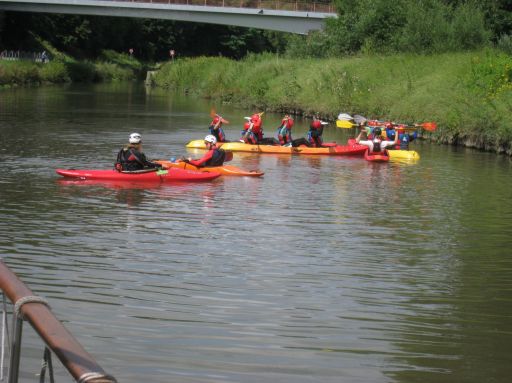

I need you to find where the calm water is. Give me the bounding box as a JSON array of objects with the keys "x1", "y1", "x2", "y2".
[{"x1": 1, "y1": 83, "x2": 512, "y2": 383}]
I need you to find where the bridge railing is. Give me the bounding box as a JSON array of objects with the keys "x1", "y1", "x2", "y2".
[
  {"x1": 111, "y1": 0, "x2": 336, "y2": 13},
  {"x1": 0, "y1": 50, "x2": 50, "y2": 63}
]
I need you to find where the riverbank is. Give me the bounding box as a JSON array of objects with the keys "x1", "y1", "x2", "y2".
[
  {"x1": 153, "y1": 50, "x2": 512, "y2": 155},
  {"x1": 0, "y1": 49, "x2": 144, "y2": 86}
]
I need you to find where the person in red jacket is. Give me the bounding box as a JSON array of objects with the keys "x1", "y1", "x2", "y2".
[
  {"x1": 186, "y1": 135, "x2": 226, "y2": 167},
  {"x1": 209, "y1": 114, "x2": 228, "y2": 143},
  {"x1": 307, "y1": 116, "x2": 328, "y2": 147},
  {"x1": 240, "y1": 113, "x2": 264, "y2": 144}
]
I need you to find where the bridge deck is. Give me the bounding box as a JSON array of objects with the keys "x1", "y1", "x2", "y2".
[{"x1": 0, "y1": 0, "x2": 337, "y2": 34}]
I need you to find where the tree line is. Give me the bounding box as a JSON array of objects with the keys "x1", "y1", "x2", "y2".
[{"x1": 0, "y1": 1, "x2": 511, "y2": 61}]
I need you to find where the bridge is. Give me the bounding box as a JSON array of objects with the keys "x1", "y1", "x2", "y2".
[{"x1": 0, "y1": 0, "x2": 337, "y2": 34}]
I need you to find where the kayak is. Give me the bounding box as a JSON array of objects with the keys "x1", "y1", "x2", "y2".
[
  {"x1": 155, "y1": 160, "x2": 264, "y2": 177},
  {"x1": 346, "y1": 139, "x2": 419, "y2": 161},
  {"x1": 185, "y1": 139, "x2": 367, "y2": 156},
  {"x1": 387, "y1": 149, "x2": 420, "y2": 161},
  {"x1": 364, "y1": 149, "x2": 390, "y2": 162},
  {"x1": 56, "y1": 168, "x2": 221, "y2": 182}
]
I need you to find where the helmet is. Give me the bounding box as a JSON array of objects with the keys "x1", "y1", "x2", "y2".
[
  {"x1": 129, "y1": 133, "x2": 142, "y2": 144},
  {"x1": 204, "y1": 134, "x2": 217, "y2": 145},
  {"x1": 385, "y1": 122, "x2": 393, "y2": 129},
  {"x1": 373, "y1": 127, "x2": 382, "y2": 136}
]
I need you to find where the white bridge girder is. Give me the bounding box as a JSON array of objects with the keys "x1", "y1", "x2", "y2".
[{"x1": 0, "y1": 0, "x2": 337, "y2": 34}]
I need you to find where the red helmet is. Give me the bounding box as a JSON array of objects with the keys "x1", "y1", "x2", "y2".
[{"x1": 385, "y1": 122, "x2": 393, "y2": 129}]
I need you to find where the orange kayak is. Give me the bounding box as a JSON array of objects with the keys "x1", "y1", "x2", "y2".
[{"x1": 155, "y1": 160, "x2": 264, "y2": 177}]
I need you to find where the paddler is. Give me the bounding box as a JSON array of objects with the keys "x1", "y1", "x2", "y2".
[
  {"x1": 209, "y1": 114, "x2": 228, "y2": 143},
  {"x1": 185, "y1": 135, "x2": 226, "y2": 167},
  {"x1": 240, "y1": 113, "x2": 263, "y2": 144},
  {"x1": 307, "y1": 116, "x2": 328, "y2": 147},
  {"x1": 277, "y1": 114, "x2": 294, "y2": 145},
  {"x1": 395, "y1": 125, "x2": 417, "y2": 150},
  {"x1": 355, "y1": 127, "x2": 399, "y2": 153},
  {"x1": 115, "y1": 133, "x2": 162, "y2": 171}
]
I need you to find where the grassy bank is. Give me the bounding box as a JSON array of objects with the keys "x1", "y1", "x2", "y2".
[
  {"x1": 0, "y1": 49, "x2": 143, "y2": 86},
  {"x1": 153, "y1": 50, "x2": 512, "y2": 155}
]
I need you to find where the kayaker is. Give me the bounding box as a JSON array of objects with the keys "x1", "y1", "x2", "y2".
[
  {"x1": 383, "y1": 122, "x2": 395, "y2": 140},
  {"x1": 396, "y1": 126, "x2": 418, "y2": 150},
  {"x1": 240, "y1": 116, "x2": 258, "y2": 144},
  {"x1": 277, "y1": 114, "x2": 294, "y2": 145},
  {"x1": 307, "y1": 116, "x2": 328, "y2": 147},
  {"x1": 185, "y1": 135, "x2": 226, "y2": 167},
  {"x1": 209, "y1": 114, "x2": 228, "y2": 143},
  {"x1": 240, "y1": 113, "x2": 267, "y2": 144},
  {"x1": 115, "y1": 133, "x2": 162, "y2": 171},
  {"x1": 355, "y1": 127, "x2": 399, "y2": 153}
]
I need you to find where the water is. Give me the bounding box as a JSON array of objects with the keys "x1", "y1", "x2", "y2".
[{"x1": 1, "y1": 83, "x2": 511, "y2": 382}]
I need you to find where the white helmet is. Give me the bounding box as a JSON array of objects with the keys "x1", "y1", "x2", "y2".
[
  {"x1": 204, "y1": 134, "x2": 217, "y2": 145},
  {"x1": 129, "y1": 133, "x2": 142, "y2": 144}
]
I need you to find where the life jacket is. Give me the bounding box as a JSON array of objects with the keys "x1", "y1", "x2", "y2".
[
  {"x1": 115, "y1": 147, "x2": 142, "y2": 171},
  {"x1": 281, "y1": 118, "x2": 294, "y2": 130},
  {"x1": 311, "y1": 120, "x2": 322, "y2": 130},
  {"x1": 372, "y1": 139, "x2": 382, "y2": 153},
  {"x1": 204, "y1": 148, "x2": 226, "y2": 167},
  {"x1": 251, "y1": 115, "x2": 262, "y2": 136},
  {"x1": 399, "y1": 134, "x2": 411, "y2": 150},
  {"x1": 211, "y1": 116, "x2": 221, "y2": 126}
]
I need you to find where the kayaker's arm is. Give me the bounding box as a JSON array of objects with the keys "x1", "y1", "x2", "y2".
[{"x1": 188, "y1": 150, "x2": 214, "y2": 167}]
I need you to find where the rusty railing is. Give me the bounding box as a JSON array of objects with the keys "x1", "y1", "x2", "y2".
[{"x1": 0, "y1": 261, "x2": 116, "y2": 383}]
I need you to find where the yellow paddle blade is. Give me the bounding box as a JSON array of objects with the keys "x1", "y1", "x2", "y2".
[{"x1": 336, "y1": 119, "x2": 356, "y2": 129}]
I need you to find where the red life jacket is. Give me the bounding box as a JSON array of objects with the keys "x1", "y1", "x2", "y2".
[{"x1": 311, "y1": 120, "x2": 322, "y2": 129}]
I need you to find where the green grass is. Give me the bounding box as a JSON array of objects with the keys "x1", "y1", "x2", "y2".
[{"x1": 153, "y1": 49, "x2": 512, "y2": 153}]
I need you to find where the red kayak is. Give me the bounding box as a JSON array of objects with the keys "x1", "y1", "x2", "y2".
[
  {"x1": 364, "y1": 149, "x2": 390, "y2": 162},
  {"x1": 56, "y1": 168, "x2": 221, "y2": 182}
]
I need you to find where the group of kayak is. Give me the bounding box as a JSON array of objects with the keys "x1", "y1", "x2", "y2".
[
  {"x1": 189, "y1": 112, "x2": 424, "y2": 161},
  {"x1": 56, "y1": 112, "x2": 428, "y2": 184}
]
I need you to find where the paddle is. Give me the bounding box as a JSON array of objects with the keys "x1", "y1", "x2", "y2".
[
  {"x1": 336, "y1": 119, "x2": 358, "y2": 129},
  {"x1": 338, "y1": 112, "x2": 437, "y2": 132},
  {"x1": 414, "y1": 122, "x2": 437, "y2": 131}
]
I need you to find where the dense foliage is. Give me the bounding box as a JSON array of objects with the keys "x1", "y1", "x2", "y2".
[
  {"x1": 0, "y1": 12, "x2": 287, "y2": 61},
  {"x1": 286, "y1": 0, "x2": 512, "y2": 57},
  {"x1": 1, "y1": 1, "x2": 511, "y2": 60}
]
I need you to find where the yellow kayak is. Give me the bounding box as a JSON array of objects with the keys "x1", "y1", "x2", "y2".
[
  {"x1": 185, "y1": 140, "x2": 367, "y2": 156},
  {"x1": 387, "y1": 150, "x2": 420, "y2": 161},
  {"x1": 346, "y1": 139, "x2": 419, "y2": 161}
]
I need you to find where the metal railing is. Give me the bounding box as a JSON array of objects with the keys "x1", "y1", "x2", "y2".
[
  {"x1": 110, "y1": 0, "x2": 336, "y2": 13},
  {"x1": 0, "y1": 261, "x2": 116, "y2": 383},
  {"x1": 0, "y1": 50, "x2": 50, "y2": 63}
]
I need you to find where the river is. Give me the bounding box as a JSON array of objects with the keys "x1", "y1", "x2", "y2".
[{"x1": 1, "y1": 83, "x2": 511, "y2": 383}]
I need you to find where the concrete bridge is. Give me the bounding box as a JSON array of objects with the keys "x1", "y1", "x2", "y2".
[{"x1": 0, "y1": 0, "x2": 337, "y2": 34}]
